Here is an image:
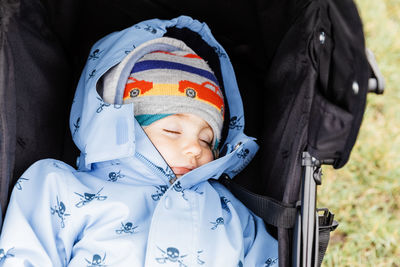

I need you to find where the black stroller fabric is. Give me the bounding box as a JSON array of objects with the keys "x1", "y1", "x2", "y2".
[
  {"x1": 0, "y1": 0, "x2": 370, "y2": 266},
  {"x1": 258, "y1": 0, "x2": 369, "y2": 264}
]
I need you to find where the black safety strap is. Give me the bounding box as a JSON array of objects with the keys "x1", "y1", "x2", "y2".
[
  {"x1": 317, "y1": 209, "x2": 338, "y2": 266},
  {"x1": 219, "y1": 176, "x2": 339, "y2": 266},
  {"x1": 219, "y1": 175, "x2": 298, "y2": 229}
]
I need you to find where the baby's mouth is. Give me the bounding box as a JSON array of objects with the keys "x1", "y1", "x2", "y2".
[{"x1": 171, "y1": 167, "x2": 193, "y2": 177}]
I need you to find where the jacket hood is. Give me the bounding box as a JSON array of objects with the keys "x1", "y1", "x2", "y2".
[{"x1": 69, "y1": 16, "x2": 258, "y2": 187}]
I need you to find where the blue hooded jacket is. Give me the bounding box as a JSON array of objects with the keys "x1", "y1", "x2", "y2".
[{"x1": 0, "y1": 16, "x2": 278, "y2": 266}]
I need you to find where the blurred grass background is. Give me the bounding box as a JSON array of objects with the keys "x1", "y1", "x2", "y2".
[{"x1": 318, "y1": 0, "x2": 400, "y2": 266}]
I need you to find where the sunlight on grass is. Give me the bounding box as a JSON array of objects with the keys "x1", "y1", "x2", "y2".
[{"x1": 318, "y1": 0, "x2": 400, "y2": 266}]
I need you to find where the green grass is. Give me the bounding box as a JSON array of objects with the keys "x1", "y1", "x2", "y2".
[{"x1": 318, "y1": 0, "x2": 400, "y2": 266}]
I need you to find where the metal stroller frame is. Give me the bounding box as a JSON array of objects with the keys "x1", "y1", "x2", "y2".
[{"x1": 294, "y1": 49, "x2": 384, "y2": 267}]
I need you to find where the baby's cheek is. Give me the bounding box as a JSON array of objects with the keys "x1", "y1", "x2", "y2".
[
  {"x1": 200, "y1": 149, "x2": 214, "y2": 166},
  {"x1": 158, "y1": 147, "x2": 175, "y2": 165}
]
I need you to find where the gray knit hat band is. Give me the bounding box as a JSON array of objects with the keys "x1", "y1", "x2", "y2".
[{"x1": 129, "y1": 69, "x2": 213, "y2": 86}]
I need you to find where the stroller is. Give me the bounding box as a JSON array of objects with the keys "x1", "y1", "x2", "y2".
[{"x1": 0, "y1": 0, "x2": 384, "y2": 266}]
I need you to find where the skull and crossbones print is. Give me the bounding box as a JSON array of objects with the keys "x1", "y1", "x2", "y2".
[
  {"x1": 0, "y1": 248, "x2": 14, "y2": 262},
  {"x1": 151, "y1": 185, "x2": 168, "y2": 201},
  {"x1": 108, "y1": 170, "x2": 125, "y2": 182},
  {"x1": 50, "y1": 196, "x2": 70, "y2": 228},
  {"x1": 265, "y1": 257, "x2": 278, "y2": 266},
  {"x1": 220, "y1": 196, "x2": 231, "y2": 213},
  {"x1": 173, "y1": 181, "x2": 187, "y2": 200},
  {"x1": 115, "y1": 222, "x2": 138, "y2": 234},
  {"x1": 15, "y1": 177, "x2": 29, "y2": 190},
  {"x1": 156, "y1": 247, "x2": 187, "y2": 267},
  {"x1": 229, "y1": 116, "x2": 243, "y2": 130},
  {"x1": 85, "y1": 253, "x2": 106, "y2": 267},
  {"x1": 197, "y1": 250, "x2": 205, "y2": 265},
  {"x1": 210, "y1": 217, "x2": 225, "y2": 230},
  {"x1": 88, "y1": 49, "x2": 102, "y2": 60},
  {"x1": 237, "y1": 148, "x2": 250, "y2": 159},
  {"x1": 75, "y1": 187, "x2": 107, "y2": 208}
]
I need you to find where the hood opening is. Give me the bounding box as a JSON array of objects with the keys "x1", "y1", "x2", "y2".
[{"x1": 96, "y1": 26, "x2": 233, "y2": 156}]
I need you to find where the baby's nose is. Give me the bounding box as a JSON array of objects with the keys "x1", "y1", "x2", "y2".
[{"x1": 183, "y1": 139, "x2": 202, "y2": 157}]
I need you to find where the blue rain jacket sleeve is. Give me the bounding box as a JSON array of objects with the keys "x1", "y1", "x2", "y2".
[{"x1": 0, "y1": 159, "x2": 76, "y2": 266}]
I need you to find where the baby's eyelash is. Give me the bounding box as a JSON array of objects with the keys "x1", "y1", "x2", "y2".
[
  {"x1": 200, "y1": 139, "x2": 212, "y2": 147},
  {"x1": 163, "y1": 129, "x2": 180, "y2": 134}
]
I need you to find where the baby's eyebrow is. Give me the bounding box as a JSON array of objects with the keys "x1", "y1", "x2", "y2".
[
  {"x1": 173, "y1": 114, "x2": 189, "y2": 121},
  {"x1": 175, "y1": 113, "x2": 212, "y2": 131}
]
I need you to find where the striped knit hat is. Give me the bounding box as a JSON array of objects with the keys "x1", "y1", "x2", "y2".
[{"x1": 103, "y1": 37, "x2": 224, "y2": 150}]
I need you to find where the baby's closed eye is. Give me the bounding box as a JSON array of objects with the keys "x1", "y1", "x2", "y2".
[
  {"x1": 200, "y1": 139, "x2": 212, "y2": 148},
  {"x1": 163, "y1": 129, "x2": 180, "y2": 134},
  {"x1": 162, "y1": 129, "x2": 181, "y2": 137},
  {"x1": 199, "y1": 134, "x2": 212, "y2": 146}
]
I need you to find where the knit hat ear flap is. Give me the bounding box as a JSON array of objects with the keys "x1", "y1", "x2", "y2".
[{"x1": 102, "y1": 37, "x2": 224, "y2": 151}]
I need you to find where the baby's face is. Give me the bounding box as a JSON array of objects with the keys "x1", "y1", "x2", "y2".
[{"x1": 143, "y1": 113, "x2": 214, "y2": 179}]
